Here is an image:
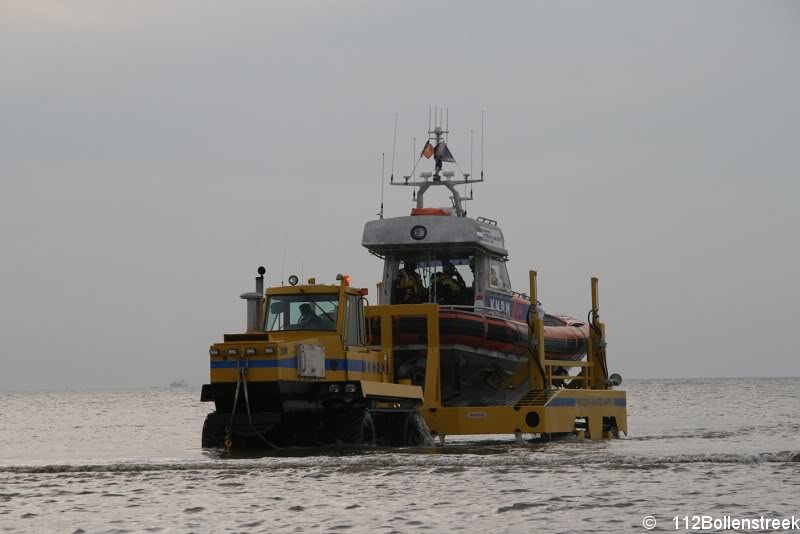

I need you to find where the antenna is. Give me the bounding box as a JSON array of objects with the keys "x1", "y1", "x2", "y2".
[
  {"x1": 412, "y1": 136, "x2": 416, "y2": 200},
  {"x1": 445, "y1": 108, "x2": 449, "y2": 141},
  {"x1": 467, "y1": 128, "x2": 473, "y2": 205},
  {"x1": 480, "y1": 109, "x2": 485, "y2": 181},
  {"x1": 390, "y1": 113, "x2": 397, "y2": 183},
  {"x1": 280, "y1": 232, "x2": 288, "y2": 286},
  {"x1": 379, "y1": 152, "x2": 385, "y2": 219},
  {"x1": 301, "y1": 259, "x2": 304, "y2": 282},
  {"x1": 428, "y1": 108, "x2": 432, "y2": 132},
  {"x1": 470, "y1": 128, "x2": 474, "y2": 179}
]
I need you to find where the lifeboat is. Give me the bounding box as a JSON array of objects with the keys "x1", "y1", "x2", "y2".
[
  {"x1": 386, "y1": 310, "x2": 588, "y2": 360},
  {"x1": 362, "y1": 117, "x2": 590, "y2": 406},
  {"x1": 368, "y1": 307, "x2": 589, "y2": 406}
]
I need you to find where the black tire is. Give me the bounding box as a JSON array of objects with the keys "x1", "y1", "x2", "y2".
[
  {"x1": 410, "y1": 367, "x2": 426, "y2": 387},
  {"x1": 373, "y1": 412, "x2": 405, "y2": 446},
  {"x1": 402, "y1": 412, "x2": 430, "y2": 446},
  {"x1": 602, "y1": 416, "x2": 620, "y2": 438},
  {"x1": 338, "y1": 410, "x2": 376, "y2": 445},
  {"x1": 201, "y1": 414, "x2": 226, "y2": 449}
]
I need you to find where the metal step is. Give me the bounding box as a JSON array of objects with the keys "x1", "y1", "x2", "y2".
[{"x1": 513, "y1": 389, "x2": 553, "y2": 408}]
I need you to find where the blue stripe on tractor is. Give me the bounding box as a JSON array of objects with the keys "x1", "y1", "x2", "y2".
[
  {"x1": 210, "y1": 358, "x2": 370, "y2": 372},
  {"x1": 547, "y1": 397, "x2": 577, "y2": 407},
  {"x1": 545, "y1": 397, "x2": 626, "y2": 407},
  {"x1": 333, "y1": 359, "x2": 366, "y2": 372},
  {"x1": 210, "y1": 358, "x2": 296, "y2": 369}
]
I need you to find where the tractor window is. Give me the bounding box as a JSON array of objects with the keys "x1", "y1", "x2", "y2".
[
  {"x1": 343, "y1": 295, "x2": 361, "y2": 345},
  {"x1": 265, "y1": 294, "x2": 338, "y2": 331}
]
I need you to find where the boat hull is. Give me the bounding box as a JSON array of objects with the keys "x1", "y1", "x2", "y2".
[{"x1": 381, "y1": 310, "x2": 590, "y2": 407}]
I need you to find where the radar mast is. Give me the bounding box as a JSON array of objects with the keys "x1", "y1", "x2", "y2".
[{"x1": 394, "y1": 108, "x2": 484, "y2": 217}]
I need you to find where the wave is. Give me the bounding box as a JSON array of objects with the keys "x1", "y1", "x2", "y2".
[{"x1": 1, "y1": 449, "x2": 798, "y2": 474}]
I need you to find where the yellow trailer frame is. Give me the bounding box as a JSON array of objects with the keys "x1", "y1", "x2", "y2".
[{"x1": 365, "y1": 271, "x2": 627, "y2": 441}]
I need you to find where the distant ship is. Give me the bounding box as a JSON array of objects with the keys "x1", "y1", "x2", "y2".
[{"x1": 169, "y1": 379, "x2": 187, "y2": 388}]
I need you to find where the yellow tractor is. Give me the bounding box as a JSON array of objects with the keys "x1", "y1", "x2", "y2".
[{"x1": 200, "y1": 268, "x2": 427, "y2": 449}]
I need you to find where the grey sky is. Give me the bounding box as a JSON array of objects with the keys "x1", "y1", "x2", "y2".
[{"x1": 1, "y1": 1, "x2": 798, "y2": 390}]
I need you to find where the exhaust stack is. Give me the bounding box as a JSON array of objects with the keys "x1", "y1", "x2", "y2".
[{"x1": 240, "y1": 266, "x2": 266, "y2": 333}]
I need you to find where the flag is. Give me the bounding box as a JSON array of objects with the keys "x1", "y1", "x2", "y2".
[
  {"x1": 420, "y1": 141, "x2": 434, "y2": 159},
  {"x1": 434, "y1": 142, "x2": 455, "y2": 162}
]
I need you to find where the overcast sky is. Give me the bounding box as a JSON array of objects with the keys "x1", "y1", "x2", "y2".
[{"x1": 1, "y1": 1, "x2": 798, "y2": 390}]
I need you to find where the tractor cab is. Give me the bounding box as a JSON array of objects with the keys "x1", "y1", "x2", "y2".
[
  {"x1": 259, "y1": 278, "x2": 369, "y2": 347},
  {"x1": 201, "y1": 270, "x2": 427, "y2": 448}
]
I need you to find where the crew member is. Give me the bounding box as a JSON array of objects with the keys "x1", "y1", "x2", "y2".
[
  {"x1": 432, "y1": 261, "x2": 465, "y2": 304},
  {"x1": 298, "y1": 303, "x2": 323, "y2": 328},
  {"x1": 396, "y1": 259, "x2": 426, "y2": 304},
  {"x1": 443, "y1": 261, "x2": 466, "y2": 290}
]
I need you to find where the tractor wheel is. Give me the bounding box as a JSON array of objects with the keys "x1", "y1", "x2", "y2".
[
  {"x1": 201, "y1": 414, "x2": 226, "y2": 449},
  {"x1": 402, "y1": 412, "x2": 431, "y2": 446},
  {"x1": 338, "y1": 410, "x2": 376, "y2": 445}
]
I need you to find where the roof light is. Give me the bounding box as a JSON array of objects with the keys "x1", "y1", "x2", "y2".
[{"x1": 288, "y1": 275, "x2": 299, "y2": 286}]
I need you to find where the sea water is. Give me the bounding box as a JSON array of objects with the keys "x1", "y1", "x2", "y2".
[{"x1": 1, "y1": 378, "x2": 798, "y2": 533}]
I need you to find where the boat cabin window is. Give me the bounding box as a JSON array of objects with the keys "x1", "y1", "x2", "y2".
[
  {"x1": 450, "y1": 259, "x2": 475, "y2": 291},
  {"x1": 394, "y1": 256, "x2": 475, "y2": 306},
  {"x1": 488, "y1": 259, "x2": 511, "y2": 291},
  {"x1": 265, "y1": 294, "x2": 338, "y2": 331}
]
